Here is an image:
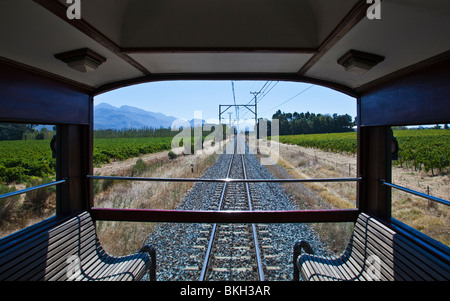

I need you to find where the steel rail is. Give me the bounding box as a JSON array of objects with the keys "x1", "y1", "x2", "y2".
[
  {"x1": 199, "y1": 153, "x2": 235, "y2": 281},
  {"x1": 381, "y1": 180, "x2": 450, "y2": 207},
  {"x1": 241, "y1": 154, "x2": 264, "y2": 281},
  {"x1": 0, "y1": 178, "x2": 67, "y2": 200}
]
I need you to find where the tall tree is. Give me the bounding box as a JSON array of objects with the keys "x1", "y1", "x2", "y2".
[{"x1": 271, "y1": 111, "x2": 354, "y2": 135}]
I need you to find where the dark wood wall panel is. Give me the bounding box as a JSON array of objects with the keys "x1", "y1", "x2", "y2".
[
  {"x1": 56, "y1": 125, "x2": 91, "y2": 216},
  {"x1": 360, "y1": 59, "x2": 450, "y2": 126},
  {"x1": 0, "y1": 61, "x2": 90, "y2": 125},
  {"x1": 357, "y1": 126, "x2": 392, "y2": 221}
]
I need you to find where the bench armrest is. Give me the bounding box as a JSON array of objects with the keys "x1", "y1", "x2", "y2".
[
  {"x1": 139, "y1": 244, "x2": 157, "y2": 281},
  {"x1": 293, "y1": 240, "x2": 314, "y2": 281}
]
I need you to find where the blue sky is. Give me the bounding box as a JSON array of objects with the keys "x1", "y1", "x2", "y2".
[{"x1": 94, "y1": 80, "x2": 356, "y2": 123}]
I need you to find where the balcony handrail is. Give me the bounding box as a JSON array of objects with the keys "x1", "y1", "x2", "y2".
[
  {"x1": 87, "y1": 175, "x2": 362, "y2": 183},
  {"x1": 380, "y1": 179, "x2": 450, "y2": 207},
  {"x1": 0, "y1": 178, "x2": 67, "y2": 200},
  {"x1": 90, "y1": 207, "x2": 360, "y2": 224}
]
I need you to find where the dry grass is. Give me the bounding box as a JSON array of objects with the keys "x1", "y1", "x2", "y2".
[
  {"x1": 262, "y1": 147, "x2": 357, "y2": 211},
  {"x1": 392, "y1": 191, "x2": 449, "y2": 245},
  {"x1": 259, "y1": 139, "x2": 450, "y2": 248},
  {"x1": 258, "y1": 150, "x2": 355, "y2": 254},
  {"x1": 95, "y1": 150, "x2": 218, "y2": 256},
  {"x1": 0, "y1": 187, "x2": 56, "y2": 239}
]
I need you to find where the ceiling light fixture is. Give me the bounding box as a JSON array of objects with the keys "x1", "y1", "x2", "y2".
[
  {"x1": 337, "y1": 50, "x2": 384, "y2": 75},
  {"x1": 55, "y1": 48, "x2": 106, "y2": 72}
]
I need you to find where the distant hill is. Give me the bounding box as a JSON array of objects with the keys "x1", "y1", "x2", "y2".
[{"x1": 94, "y1": 103, "x2": 178, "y2": 130}]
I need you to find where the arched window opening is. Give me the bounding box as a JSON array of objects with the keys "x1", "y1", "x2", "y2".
[{"x1": 90, "y1": 80, "x2": 359, "y2": 273}]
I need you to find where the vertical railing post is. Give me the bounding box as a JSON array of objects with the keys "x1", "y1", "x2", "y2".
[
  {"x1": 56, "y1": 124, "x2": 91, "y2": 217},
  {"x1": 358, "y1": 126, "x2": 392, "y2": 221}
]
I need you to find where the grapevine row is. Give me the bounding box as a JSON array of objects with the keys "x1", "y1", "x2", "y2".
[
  {"x1": 1, "y1": 129, "x2": 448, "y2": 184},
  {"x1": 93, "y1": 137, "x2": 173, "y2": 166},
  {"x1": 0, "y1": 137, "x2": 173, "y2": 184}
]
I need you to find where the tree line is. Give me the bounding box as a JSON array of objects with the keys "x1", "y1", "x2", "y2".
[
  {"x1": 1, "y1": 123, "x2": 231, "y2": 140},
  {"x1": 0, "y1": 124, "x2": 55, "y2": 141},
  {"x1": 94, "y1": 127, "x2": 177, "y2": 138},
  {"x1": 271, "y1": 110, "x2": 354, "y2": 135}
]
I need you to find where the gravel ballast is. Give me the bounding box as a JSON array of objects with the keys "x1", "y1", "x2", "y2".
[{"x1": 143, "y1": 152, "x2": 331, "y2": 281}]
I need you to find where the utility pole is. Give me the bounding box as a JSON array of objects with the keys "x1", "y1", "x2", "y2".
[
  {"x1": 219, "y1": 103, "x2": 256, "y2": 142},
  {"x1": 250, "y1": 91, "x2": 260, "y2": 139}
]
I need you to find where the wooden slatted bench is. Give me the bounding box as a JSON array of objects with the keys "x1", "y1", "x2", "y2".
[
  {"x1": 293, "y1": 212, "x2": 450, "y2": 281},
  {"x1": 0, "y1": 211, "x2": 156, "y2": 281}
]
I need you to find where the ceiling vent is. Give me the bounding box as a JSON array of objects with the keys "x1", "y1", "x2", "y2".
[
  {"x1": 55, "y1": 48, "x2": 106, "y2": 72},
  {"x1": 338, "y1": 50, "x2": 385, "y2": 75}
]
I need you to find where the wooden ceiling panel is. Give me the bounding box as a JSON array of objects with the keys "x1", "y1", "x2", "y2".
[
  {"x1": 120, "y1": 0, "x2": 318, "y2": 49},
  {"x1": 303, "y1": 1, "x2": 450, "y2": 89},
  {"x1": 0, "y1": 1, "x2": 145, "y2": 88},
  {"x1": 0, "y1": 0, "x2": 448, "y2": 94},
  {"x1": 128, "y1": 52, "x2": 314, "y2": 74}
]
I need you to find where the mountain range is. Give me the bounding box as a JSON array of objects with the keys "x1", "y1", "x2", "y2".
[
  {"x1": 94, "y1": 103, "x2": 207, "y2": 130},
  {"x1": 94, "y1": 103, "x2": 178, "y2": 130}
]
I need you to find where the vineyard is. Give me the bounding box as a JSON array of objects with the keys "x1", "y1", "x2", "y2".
[
  {"x1": 93, "y1": 137, "x2": 173, "y2": 166},
  {"x1": 1, "y1": 129, "x2": 448, "y2": 185},
  {"x1": 278, "y1": 129, "x2": 450, "y2": 175},
  {"x1": 394, "y1": 130, "x2": 450, "y2": 175},
  {"x1": 0, "y1": 139, "x2": 55, "y2": 183},
  {"x1": 0, "y1": 137, "x2": 174, "y2": 184},
  {"x1": 278, "y1": 132, "x2": 357, "y2": 154}
]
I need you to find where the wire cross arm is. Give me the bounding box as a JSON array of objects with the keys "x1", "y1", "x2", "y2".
[
  {"x1": 87, "y1": 175, "x2": 361, "y2": 183},
  {"x1": 380, "y1": 179, "x2": 450, "y2": 207},
  {"x1": 0, "y1": 178, "x2": 68, "y2": 200}
]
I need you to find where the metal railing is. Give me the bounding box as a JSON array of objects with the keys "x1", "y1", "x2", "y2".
[
  {"x1": 87, "y1": 174, "x2": 362, "y2": 224},
  {"x1": 0, "y1": 178, "x2": 67, "y2": 200},
  {"x1": 87, "y1": 175, "x2": 361, "y2": 183},
  {"x1": 381, "y1": 179, "x2": 450, "y2": 207}
]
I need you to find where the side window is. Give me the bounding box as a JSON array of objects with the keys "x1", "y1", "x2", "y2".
[
  {"x1": 0, "y1": 123, "x2": 57, "y2": 238},
  {"x1": 390, "y1": 125, "x2": 449, "y2": 246}
]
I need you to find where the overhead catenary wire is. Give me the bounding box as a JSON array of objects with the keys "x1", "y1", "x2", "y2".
[
  {"x1": 245, "y1": 81, "x2": 271, "y2": 106},
  {"x1": 240, "y1": 81, "x2": 278, "y2": 119},
  {"x1": 255, "y1": 81, "x2": 279, "y2": 104},
  {"x1": 231, "y1": 81, "x2": 238, "y2": 121},
  {"x1": 261, "y1": 84, "x2": 314, "y2": 115}
]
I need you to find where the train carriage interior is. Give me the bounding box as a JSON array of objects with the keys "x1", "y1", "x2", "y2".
[{"x1": 0, "y1": 0, "x2": 449, "y2": 286}]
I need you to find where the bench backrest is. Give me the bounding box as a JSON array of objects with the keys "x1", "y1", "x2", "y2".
[
  {"x1": 0, "y1": 211, "x2": 99, "y2": 280},
  {"x1": 350, "y1": 213, "x2": 450, "y2": 280}
]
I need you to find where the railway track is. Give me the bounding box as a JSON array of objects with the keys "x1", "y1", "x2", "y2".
[
  {"x1": 145, "y1": 136, "x2": 330, "y2": 281},
  {"x1": 194, "y1": 138, "x2": 279, "y2": 281},
  {"x1": 198, "y1": 153, "x2": 260, "y2": 281}
]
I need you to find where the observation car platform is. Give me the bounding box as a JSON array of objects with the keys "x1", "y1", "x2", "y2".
[{"x1": 0, "y1": 0, "x2": 449, "y2": 282}]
